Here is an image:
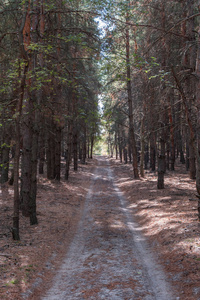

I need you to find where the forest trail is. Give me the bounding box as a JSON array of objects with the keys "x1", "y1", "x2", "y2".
[{"x1": 41, "y1": 156, "x2": 176, "y2": 300}]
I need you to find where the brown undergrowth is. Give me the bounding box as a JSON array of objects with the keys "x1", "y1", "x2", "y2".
[
  {"x1": 110, "y1": 158, "x2": 200, "y2": 300},
  {"x1": 0, "y1": 160, "x2": 95, "y2": 300}
]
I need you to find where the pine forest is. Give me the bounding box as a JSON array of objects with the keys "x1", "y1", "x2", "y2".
[{"x1": 1, "y1": 1, "x2": 200, "y2": 299}]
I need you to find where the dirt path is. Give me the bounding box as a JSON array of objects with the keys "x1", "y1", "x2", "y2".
[{"x1": 41, "y1": 157, "x2": 177, "y2": 300}]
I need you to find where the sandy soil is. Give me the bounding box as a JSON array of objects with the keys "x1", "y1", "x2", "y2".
[
  {"x1": 111, "y1": 157, "x2": 200, "y2": 300},
  {"x1": 41, "y1": 157, "x2": 175, "y2": 299},
  {"x1": 0, "y1": 160, "x2": 94, "y2": 300},
  {"x1": 0, "y1": 156, "x2": 200, "y2": 299}
]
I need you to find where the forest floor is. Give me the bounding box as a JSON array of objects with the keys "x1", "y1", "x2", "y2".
[{"x1": 0, "y1": 157, "x2": 200, "y2": 299}]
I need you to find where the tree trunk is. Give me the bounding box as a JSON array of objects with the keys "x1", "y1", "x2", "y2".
[
  {"x1": 186, "y1": 139, "x2": 190, "y2": 171},
  {"x1": 1, "y1": 134, "x2": 10, "y2": 183},
  {"x1": 178, "y1": 130, "x2": 185, "y2": 164},
  {"x1": 12, "y1": 57, "x2": 29, "y2": 239},
  {"x1": 157, "y1": 139, "x2": 165, "y2": 189},
  {"x1": 65, "y1": 122, "x2": 72, "y2": 180},
  {"x1": 189, "y1": 138, "x2": 196, "y2": 179},
  {"x1": 12, "y1": 119, "x2": 20, "y2": 240},
  {"x1": 140, "y1": 115, "x2": 145, "y2": 177},
  {"x1": 87, "y1": 136, "x2": 90, "y2": 159},
  {"x1": 39, "y1": 128, "x2": 45, "y2": 175},
  {"x1": 126, "y1": 7, "x2": 139, "y2": 179},
  {"x1": 118, "y1": 131, "x2": 123, "y2": 163},
  {"x1": 73, "y1": 129, "x2": 78, "y2": 171},
  {"x1": 115, "y1": 133, "x2": 118, "y2": 159},
  {"x1": 128, "y1": 143, "x2": 132, "y2": 163},
  {"x1": 21, "y1": 0, "x2": 40, "y2": 225},
  {"x1": 55, "y1": 126, "x2": 62, "y2": 180},
  {"x1": 144, "y1": 144, "x2": 149, "y2": 169},
  {"x1": 47, "y1": 125, "x2": 56, "y2": 180},
  {"x1": 124, "y1": 148, "x2": 127, "y2": 164},
  {"x1": 21, "y1": 92, "x2": 32, "y2": 217},
  {"x1": 38, "y1": 1, "x2": 45, "y2": 176},
  {"x1": 157, "y1": 154, "x2": 165, "y2": 189},
  {"x1": 110, "y1": 143, "x2": 114, "y2": 158},
  {"x1": 166, "y1": 142, "x2": 170, "y2": 170},
  {"x1": 90, "y1": 135, "x2": 94, "y2": 159},
  {"x1": 168, "y1": 102, "x2": 175, "y2": 171},
  {"x1": 195, "y1": 23, "x2": 200, "y2": 220},
  {"x1": 30, "y1": 124, "x2": 38, "y2": 225},
  {"x1": 78, "y1": 140, "x2": 82, "y2": 161},
  {"x1": 150, "y1": 132, "x2": 156, "y2": 171},
  {"x1": 82, "y1": 126, "x2": 87, "y2": 164}
]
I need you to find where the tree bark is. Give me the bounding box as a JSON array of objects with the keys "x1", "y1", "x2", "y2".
[
  {"x1": 73, "y1": 128, "x2": 78, "y2": 171},
  {"x1": 124, "y1": 148, "x2": 128, "y2": 164},
  {"x1": 144, "y1": 144, "x2": 149, "y2": 170},
  {"x1": 12, "y1": 119, "x2": 21, "y2": 240},
  {"x1": 38, "y1": 128, "x2": 45, "y2": 174},
  {"x1": 195, "y1": 23, "x2": 200, "y2": 220},
  {"x1": 189, "y1": 138, "x2": 196, "y2": 179},
  {"x1": 115, "y1": 132, "x2": 118, "y2": 159},
  {"x1": 168, "y1": 99, "x2": 175, "y2": 171},
  {"x1": 157, "y1": 138, "x2": 165, "y2": 189},
  {"x1": 140, "y1": 114, "x2": 145, "y2": 177},
  {"x1": 82, "y1": 126, "x2": 87, "y2": 164},
  {"x1": 150, "y1": 132, "x2": 156, "y2": 171},
  {"x1": 55, "y1": 126, "x2": 62, "y2": 180},
  {"x1": 65, "y1": 121, "x2": 73, "y2": 180},
  {"x1": 12, "y1": 59, "x2": 29, "y2": 239},
  {"x1": 21, "y1": 91, "x2": 32, "y2": 217},
  {"x1": 90, "y1": 135, "x2": 94, "y2": 159},
  {"x1": 157, "y1": 154, "x2": 165, "y2": 189},
  {"x1": 1, "y1": 133, "x2": 10, "y2": 184},
  {"x1": 126, "y1": 6, "x2": 139, "y2": 179}
]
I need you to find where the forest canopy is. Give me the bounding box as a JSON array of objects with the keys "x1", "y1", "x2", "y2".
[{"x1": 1, "y1": 0, "x2": 200, "y2": 239}]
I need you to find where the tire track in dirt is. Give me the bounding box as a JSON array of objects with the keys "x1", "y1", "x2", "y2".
[{"x1": 41, "y1": 157, "x2": 177, "y2": 300}]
